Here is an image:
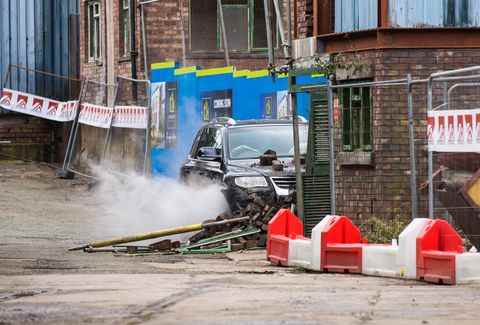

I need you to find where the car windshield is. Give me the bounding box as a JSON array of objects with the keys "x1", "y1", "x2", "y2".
[{"x1": 227, "y1": 124, "x2": 308, "y2": 160}]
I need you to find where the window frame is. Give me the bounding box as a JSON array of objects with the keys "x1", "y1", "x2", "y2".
[
  {"x1": 189, "y1": 0, "x2": 280, "y2": 54},
  {"x1": 119, "y1": 0, "x2": 131, "y2": 58},
  {"x1": 194, "y1": 127, "x2": 223, "y2": 159},
  {"x1": 339, "y1": 85, "x2": 373, "y2": 152},
  {"x1": 87, "y1": 1, "x2": 102, "y2": 62}
]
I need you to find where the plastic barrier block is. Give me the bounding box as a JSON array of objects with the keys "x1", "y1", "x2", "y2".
[
  {"x1": 363, "y1": 244, "x2": 399, "y2": 277},
  {"x1": 267, "y1": 209, "x2": 303, "y2": 266},
  {"x1": 456, "y1": 253, "x2": 480, "y2": 284},
  {"x1": 288, "y1": 216, "x2": 336, "y2": 270},
  {"x1": 268, "y1": 235, "x2": 290, "y2": 266},
  {"x1": 320, "y1": 216, "x2": 364, "y2": 273},
  {"x1": 397, "y1": 218, "x2": 430, "y2": 279},
  {"x1": 417, "y1": 219, "x2": 464, "y2": 284},
  {"x1": 288, "y1": 238, "x2": 312, "y2": 268},
  {"x1": 310, "y1": 216, "x2": 335, "y2": 271}
]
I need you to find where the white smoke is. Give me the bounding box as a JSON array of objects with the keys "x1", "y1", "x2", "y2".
[{"x1": 90, "y1": 165, "x2": 228, "y2": 241}]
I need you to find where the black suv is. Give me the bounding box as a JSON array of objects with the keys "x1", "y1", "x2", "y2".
[{"x1": 180, "y1": 118, "x2": 308, "y2": 211}]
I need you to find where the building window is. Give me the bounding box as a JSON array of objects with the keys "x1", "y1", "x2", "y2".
[
  {"x1": 87, "y1": 1, "x2": 101, "y2": 61},
  {"x1": 190, "y1": 0, "x2": 278, "y2": 53},
  {"x1": 340, "y1": 86, "x2": 372, "y2": 151},
  {"x1": 119, "y1": 0, "x2": 131, "y2": 57}
]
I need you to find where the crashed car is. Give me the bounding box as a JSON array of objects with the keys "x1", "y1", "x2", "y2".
[{"x1": 180, "y1": 117, "x2": 308, "y2": 211}]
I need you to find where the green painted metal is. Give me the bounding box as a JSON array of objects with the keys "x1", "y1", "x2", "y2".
[
  {"x1": 303, "y1": 90, "x2": 331, "y2": 236},
  {"x1": 178, "y1": 226, "x2": 260, "y2": 253}
]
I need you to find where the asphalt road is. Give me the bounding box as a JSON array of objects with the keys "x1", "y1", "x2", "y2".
[{"x1": 1, "y1": 161, "x2": 479, "y2": 325}]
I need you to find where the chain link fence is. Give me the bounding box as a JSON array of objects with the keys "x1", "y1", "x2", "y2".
[
  {"x1": 427, "y1": 68, "x2": 480, "y2": 250},
  {"x1": 103, "y1": 76, "x2": 150, "y2": 174},
  {"x1": 64, "y1": 79, "x2": 117, "y2": 177}
]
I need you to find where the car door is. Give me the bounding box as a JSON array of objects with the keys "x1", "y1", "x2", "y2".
[
  {"x1": 180, "y1": 127, "x2": 204, "y2": 182},
  {"x1": 184, "y1": 126, "x2": 224, "y2": 185}
]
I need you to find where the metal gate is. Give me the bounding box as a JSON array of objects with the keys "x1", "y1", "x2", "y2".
[{"x1": 427, "y1": 67, "x2": 480, "y2": 249}]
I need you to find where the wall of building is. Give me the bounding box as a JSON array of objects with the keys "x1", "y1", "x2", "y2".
[
  {"x1": 0, "y1": 0, "x2": 79, "y2": 162},
  {"x1": 0, "y1": 0, "x2": 79, "y2": 95},
  {"x1": 332, "y1": 48, "x2": 480, "y2": 222},
  {"x1": 389, "y1": 0, "x2": 480, "y2": 28}
]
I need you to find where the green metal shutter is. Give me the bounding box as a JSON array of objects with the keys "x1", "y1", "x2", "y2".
[{"x1": 303, "y1": 90, "x2": 331, "y2": 236}]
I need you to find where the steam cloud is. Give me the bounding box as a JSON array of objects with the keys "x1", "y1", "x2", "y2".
[{"x1": 90, "y1": 165, "x2": 228, "y2": 241}]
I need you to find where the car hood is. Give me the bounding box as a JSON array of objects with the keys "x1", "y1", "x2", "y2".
[{"x1": 226, "y1": 158, "x2": 304, "y2": 177}]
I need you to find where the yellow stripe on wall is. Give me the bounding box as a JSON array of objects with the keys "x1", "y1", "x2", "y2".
[
  {"x1": 151, "y1": 61, "x2": 176, "y2": 70},
  {"x1": 196, "y1": 66, "x2": 234, "y2": 77},
  {"x1": 174, "y1": 66, "x2": 197, "y2": 75}
]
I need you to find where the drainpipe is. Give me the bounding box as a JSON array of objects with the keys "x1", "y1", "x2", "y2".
[
  {"x1": 130, "y1": 0, "x2": 138, "y2": 81},
  {"x1": 140, "y1": 3, "x2": 149, "y2": 78}
]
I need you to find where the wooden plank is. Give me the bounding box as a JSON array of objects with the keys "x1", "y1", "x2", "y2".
[
  {"x1": 317, "y1": 0, "x2": 331, "y2": 35},
  {"x1": 379, "y1": 0, "x2": 389, "y2": 27}
]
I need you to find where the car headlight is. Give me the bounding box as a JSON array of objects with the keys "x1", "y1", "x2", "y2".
[{"x1": 234, "y1": 176, "x2": 268, "y2": 188}]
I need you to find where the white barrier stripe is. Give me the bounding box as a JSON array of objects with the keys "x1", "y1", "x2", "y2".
[
  {"x1": 1, "y1": 88, "x2": 77, "y2": 122},
  {"x1": 428, "y1": 109, "x2": 480, "y2": 153},
  {"x1": 1, "y1": 88, "x2": 148, "y2": 129}
]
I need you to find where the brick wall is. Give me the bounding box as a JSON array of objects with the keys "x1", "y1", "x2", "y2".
[
  {"x1": 79, "y1": 0, "x2": 307, "y2": 78},
  {"x1": 143, "y1": 0, "x2": 305, "y2": 70},
  {"x1": 0, "y1": 114, "x2": 53, "y2": 161},
  {"x1": 296, "y1": 0, "x2": 313, "y2": 39},
  {"x1": 332, "y1": 48, "x2": 480, "y2": 222},
  {"x1": 79, "y1": 0, "x2": 145, "y2": 82}
]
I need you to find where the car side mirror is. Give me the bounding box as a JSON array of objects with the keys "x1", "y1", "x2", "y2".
[{"x1": 198, "y1": 147, "x2": 222, "y2": 162}]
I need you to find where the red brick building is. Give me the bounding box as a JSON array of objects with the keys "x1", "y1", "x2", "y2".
[
  {"x1": 306, "y1": 0, "x2": 480, "y2": 227},
  {"x1": 77, "y1": 0, "x2": 310, "y2": 168},
  {"x1": 78, "y1": 0, "x2": 316, "y2": 82}
]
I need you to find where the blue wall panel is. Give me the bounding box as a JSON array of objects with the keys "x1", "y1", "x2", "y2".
[
  {"x1": 0, "y1": 0, "x2": 78, "y2": 102},
  {"x1": 149, "y1": 64, "x2": 328, "y2": 178}
]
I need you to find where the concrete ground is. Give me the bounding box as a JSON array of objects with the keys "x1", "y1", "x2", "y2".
[{"x1": 0, "y1": 161, "x2": 479, "y2": 325}]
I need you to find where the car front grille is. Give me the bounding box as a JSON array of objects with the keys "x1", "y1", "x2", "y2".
[{"x1": 271, "y1": 176, "x2": 296, "y2": 189}]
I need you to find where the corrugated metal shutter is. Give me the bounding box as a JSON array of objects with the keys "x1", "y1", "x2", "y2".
[
  {"x1": 0, "y1": 0, "x2": 79, "y2": 103},
  {"x1": 389, "y1": 0, "x2": 480, "y2": 28},
  {"x1": 334, "y1": 0, "x2": 378, "y2": 33},
  {"x1": 304, "y1": 90, "x2": 331, "y2": 236}
]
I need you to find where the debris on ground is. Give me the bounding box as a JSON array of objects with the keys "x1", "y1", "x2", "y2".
[{"x1": 70, "y1": 193, "x2": 292, "y2": 255}]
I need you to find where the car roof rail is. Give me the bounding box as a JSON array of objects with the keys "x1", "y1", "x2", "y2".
[{"x1": 211, "y1": 117, "x2": 236, "y2": 126}]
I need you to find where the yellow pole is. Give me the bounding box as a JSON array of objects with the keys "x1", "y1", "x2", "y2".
[{"x1": 69, "y1": 223, "x2": 202, "y2": 250}]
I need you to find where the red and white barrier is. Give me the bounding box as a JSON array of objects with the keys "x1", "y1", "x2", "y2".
[
  {"x1": 1, "y1": 88, "x2": 149, "y2": 129},
  {"x1": 267, "y1": 211, "x2": 479, "y2": 285},
  {"x1": 0, "y1": 88, "x2": 77, "y2": 122},
  {"x1": 266, "y1": 209, "x2": 304, "y2": 266}
]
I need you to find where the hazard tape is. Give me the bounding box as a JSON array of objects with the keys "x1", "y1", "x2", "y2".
[
  {"x1": 1, "y1": 88, "x2": 148, "y2": 129},
  {"x1": 428, "y1": 109, "x2": 480, "y2": 152}
]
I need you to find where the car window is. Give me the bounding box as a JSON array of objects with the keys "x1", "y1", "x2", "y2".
[
  {"x1": 194, "y1": 127, "x2": 222, "y2": 158},
  {"x1": 227, "y1": 124, "x2": 308, "y2": 160}
]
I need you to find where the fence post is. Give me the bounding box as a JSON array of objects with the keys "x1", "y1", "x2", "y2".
[
  {"x1": 57, "y1": 79, "x2": 87, "y2": 179},
  {"x1": 328, "y1": 80, "x2": 336, "y2": 215},
  {"x1": 144, "y1": 80, "x2": 152, "y2": 176},
  {"x1": 427, "y1": 78, "x2": 434, "y2": 218},
  {"x1": 102, "y1": 81, "x2": 120, "y2": 160},
  {"x1": 407, "y1": 74, "x2": 418, "y2": 219}
]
